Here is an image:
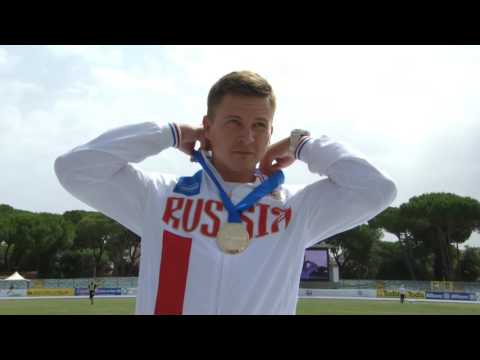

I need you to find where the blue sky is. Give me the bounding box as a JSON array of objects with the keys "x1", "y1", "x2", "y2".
[{"x1": 1, "y1": 45, "x2": 479, "y2": 246}]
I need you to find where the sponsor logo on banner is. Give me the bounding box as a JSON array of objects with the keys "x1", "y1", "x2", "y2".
[
  {"x1": 425, "y1": 291, "x2": 444, "y2": 299},
  {"x1": 425, "y1": 291, "x2": 477, "y2": 301},
  {"x1": 121, "y1": 288, "x2": 137, "y2": 295},
  {"x1": 27, "y1": 288, "x2": 74, "y2": 296},
  {"x1": 377, "y1": 289, "x2": 425, "y2": 299},
  {"x1": 450, "y1": 292, "x2": 475, "y2": 301},
  {"x1": 0, "y1": 289, "x2": 28, "y2": 297},
  {"x1": 75, "y1": 288, "x2": 122, "y2": 296}
]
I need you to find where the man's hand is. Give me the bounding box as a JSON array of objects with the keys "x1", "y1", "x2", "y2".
[
  {"x1": 178, "y1": 124, "x2": 210, "y2": 156},
  {"x1": 259, "y1": 137, "x2": 295, "y2": 176}
]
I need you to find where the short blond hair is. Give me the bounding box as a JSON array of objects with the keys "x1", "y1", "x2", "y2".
[{"x1": 207, "y1": 70, "x2": 276, "y2": 119}]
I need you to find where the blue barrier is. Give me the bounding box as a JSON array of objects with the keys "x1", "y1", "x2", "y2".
[
  {"x1": 450, "y1": 292, "x2": 477, "y2": 301},
  {"x1": 75, "y1": 288, "x2": 122, "y2": 296},
  {"x1": 425, "y1": 291, "x2": 476, "y2": 301}
]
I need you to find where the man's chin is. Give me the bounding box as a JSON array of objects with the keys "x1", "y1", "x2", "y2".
[
  {"x1": 232, "y1": 152, "x2": 257, "y2": 160},
  {"x1": 230, "y1": 162, "x2": 258, "y2": 175}
]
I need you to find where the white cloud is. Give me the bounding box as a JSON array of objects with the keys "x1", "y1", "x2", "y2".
[
  {"x1": 0, "y1": 47, "x2": 7, "y2": 66},
  {"x1": 45, "y1": 45, "x2": 126, "y2": 67},
  {"x1": 0, "y1": 105, "x2": 22, "y2": 137}
]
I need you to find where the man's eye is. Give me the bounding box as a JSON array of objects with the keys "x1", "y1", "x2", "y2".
[{"x1": 254, "y1": 122, "x2": 267, "y2": 128}]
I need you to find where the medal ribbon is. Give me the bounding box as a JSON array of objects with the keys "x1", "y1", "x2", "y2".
[{"x1": 192, "y1": 150, "x2": 285, "y2": 223}]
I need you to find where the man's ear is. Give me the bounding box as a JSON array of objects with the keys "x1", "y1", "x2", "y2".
[{"x1": 202, "y1": 115, "x2": 211, "y2": 139}]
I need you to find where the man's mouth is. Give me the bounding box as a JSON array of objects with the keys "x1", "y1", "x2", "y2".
[{"x1": 232, "y1": 151, "x2": 255, "y2": 155}]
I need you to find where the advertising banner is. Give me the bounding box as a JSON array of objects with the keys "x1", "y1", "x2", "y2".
[
  {"x1": 425, "y1": 291, "x2": 477, "y2": 301},
  {"x1": 0, "y1": 289, "x2": 28, "y2": 297},
  {"x1": 377, "y1": 289, "x2": 425, "y2": 299},
  {"x1": 27, "y1": 288, "x2": 74, "y2": 296},
  {"x1": 75, "y1": 288, "x2": 122, "y2": 296},
  {"x1": 121, "y1": 288, "x2": 137, "y2": 296}
]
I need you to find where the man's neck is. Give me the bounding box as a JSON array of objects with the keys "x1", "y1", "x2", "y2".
[{"x1": 210, "y1": 158, "x2": 256, "y2": 183}]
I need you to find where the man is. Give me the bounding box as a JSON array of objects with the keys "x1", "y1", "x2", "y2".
[
  {"x1": 88, "y1": 280, "x2": 97, "y2": 305},
  {"x1": 399, "y1": 284, "x2": 406, "y2": 304},
  {"x1": 55, "y1": 70, "x2": 397, "y2": 315}
]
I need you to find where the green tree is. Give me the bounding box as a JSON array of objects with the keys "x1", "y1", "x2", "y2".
[
  {"x1": 324, "y1": 224, "x2": 383, "y2": 279},
  {"x1": 0, "y1": 211, "x2": 14, "y2": 271},
  {"x1": 56, "y1": 249, "x2": 106, "y2": 278},
  {"x1": 8, "y1": 212, "x2": 37, "y2": 271},
  {"x1": 63, "y1": 210, "x2": 94, "y2": 226},
  {"x1": 23, "y1": 213, "x2": 75, "y2": 277},
  {"x1": 458, "y1": 247, "x2": 480, "y2": 281},
  {"x1": 371, "y1": 207, "x2": 417, "y2": 280},
  {"x1": 374, "y1": 241, "x2": 413, "y2": 280},
  {"x1": 106, "y1": 223, "x2": 140, "y2": 276},
  {"x1": 372, "y1": 207, "x2": 434, "y2": 280},
  {"x1": 0, "y1": 205, "x2": 23, "y2": 271},
  {"x1": 400, "y1": 193, "x2": 480, "y2": 281},
  {"x1": 75, "y1": 213, "x2": 115, "y2": 277}
]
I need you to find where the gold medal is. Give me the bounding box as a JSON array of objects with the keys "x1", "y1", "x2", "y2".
[
  {"x1": 217, "y1": 223, "x2": 250, "y2": 255},
  {"x1": 191, "y1": 151, "x2": 284, "y2": 256}
]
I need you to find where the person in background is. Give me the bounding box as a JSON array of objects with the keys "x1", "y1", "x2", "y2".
[
  {"x1": 399, "y1": 284, "x2": 406, "y2": 304},
  {"x1": 88, "y1": 280, "x2": 97, "y2": 305}
]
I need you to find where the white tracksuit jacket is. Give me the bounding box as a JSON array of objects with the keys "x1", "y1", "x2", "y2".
[{"x1": 54, "y1": 122, "x2": 397, "y2": 315}]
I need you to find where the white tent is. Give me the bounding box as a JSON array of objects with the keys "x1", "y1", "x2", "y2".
[{"x1": 5, "y1": 272, "x2": 30, "y2": 281}]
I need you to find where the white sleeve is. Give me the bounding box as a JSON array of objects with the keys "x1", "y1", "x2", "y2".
[
  {"x1": 54, "y1": 122, "x2": 180, "y2": 236},
  {"x1": 286, "y1": 135, "x2": 397, "y2": 249}
]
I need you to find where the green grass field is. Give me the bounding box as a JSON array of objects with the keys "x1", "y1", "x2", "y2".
[
  {"x1": 0, "y1": 298, "x2": 135, "y2": 315},
  {"x1": 296, "y1": 299, "x2": 480, "y2": 315},
  {"x1": 1, "y1": 298, "x2": 480, "y2": 315}
]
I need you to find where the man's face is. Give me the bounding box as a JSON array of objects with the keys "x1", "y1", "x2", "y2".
[{"x1": 204, "y1": 94, "x2": 273, "y2": 179}]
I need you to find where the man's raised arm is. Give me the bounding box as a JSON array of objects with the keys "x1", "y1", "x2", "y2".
[{"x1": 54, "y1": 122, "x2": 181, "y2": 235}]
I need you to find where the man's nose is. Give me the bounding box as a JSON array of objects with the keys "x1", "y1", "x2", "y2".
[{"x1": 237, "y1": 126, "x2": 255, "y2": 144}]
